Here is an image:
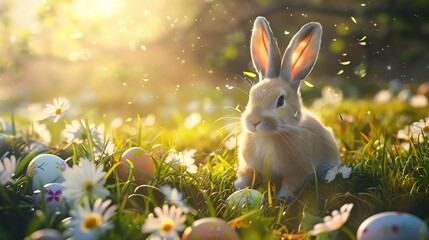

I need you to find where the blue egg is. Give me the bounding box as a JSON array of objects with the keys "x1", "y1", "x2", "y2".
[
  {"x1": 34, "y1": 183, "x2": 69, "y2": 217},
  {"x1": 27, "y1": 154, "x2": 67, "y2": 191}
]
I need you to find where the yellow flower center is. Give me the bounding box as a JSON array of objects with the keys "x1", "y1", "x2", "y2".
[
  {"x1": 160, "y1": 219, "x2": 175, "y2": 235},
  {"x1": 55, "y1": 108, "x2": 62, "y2": 115},
  {"x1": 423, "y1": 125, "x2": 429, "y2": 133},
  {"x1": 178, "y1": 163, "x2": 187, "y2": 172},
  {"x1": 81, "y1": 213, "x2": 102, "y2": 232},
  {"x1": 83, "y1": 181, "x2": 94, "y2": 193}
]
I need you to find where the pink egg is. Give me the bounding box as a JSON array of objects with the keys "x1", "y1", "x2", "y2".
[
  {"x1": 27, "y1": 229, "x2": 64, "y2": 240},
  {"x1": 182, "y1": 217, "x2": 239, "y2": 240},
  {"x1": 357, "y1": 212, "x2": 429, "y2": 240},
  {"x1": 118, "y1": 147, "x2": 154, "y2": 184}
]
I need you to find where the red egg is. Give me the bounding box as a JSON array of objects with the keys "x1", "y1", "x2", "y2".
[
  {"x1": 182, "y1": 217, "x2": 240, "y2": 240},
  {"x1": 118, "y1": 147, "x2": 154, "y2": 184}
]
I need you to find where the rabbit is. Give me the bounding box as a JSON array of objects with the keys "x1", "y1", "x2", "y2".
[{"x1": 234, "y1": 16, "x2": 340, "y2": 199}]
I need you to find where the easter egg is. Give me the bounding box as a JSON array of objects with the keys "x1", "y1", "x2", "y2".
[
  {"x1": 34, "y1": 183, "x2": 69, "y2": 216},
  {"x1": 226, "y1": 189, "x2": 262, "y2": 209},
  {"x1": 27, "y1": 154, "x2": 67, "y2": 191},
  {"x1": 27, "y1": 229, "x2": 64, "y2": 240},
  {"x1": 357, "y1": 212, "x2": 429, "y2": 240},
  {"x1": 182, "y1": 217, "x2": 239, "y2": 240},
  {"x1": 118, "y1": 147, "x2": 154, "y2": 183}
]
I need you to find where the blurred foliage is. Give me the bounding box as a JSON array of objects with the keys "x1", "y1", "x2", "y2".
[{"x1": 1, "y1": 0, "x2": 429, "y2": 112}]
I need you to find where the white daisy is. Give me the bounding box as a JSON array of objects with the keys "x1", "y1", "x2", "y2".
[
  {"x1": 43, "y1": 98, "x2": 70, "y2": 123},
  {"x1": 165, "y1": 149, "x2": 197, "y2": 174},
  {"x1": 399, "y1": 142, "x2": 411, "y2": 151},
  {"x1": 308, "y1": 203, "x2": 354, "y2": 236},
  {"x1": 159, "y1": 185, "x2": 189, "y2": 213},
  {"x1": 410, "y1": 117, "x2": 429, "y2": 141},
  {"x1": 142, "y1": 204, "x2": 186, "y2": 239},
  {"x1": 62, "y1": 158, "x2": 109, "y2": 202},
  {"x1": 32, "y1": 121, "x2": 51, "y2": 144},
  {"x1": 62, "y1": 120, "x2": 104, "y2": 145},
  {"x1": 398, "y1": 117, "x2": 429, "y2": 143},
  {"x1": 325, "y1": 166, "x2": 352, "y2": 183},
  {"x1": 64, "y1": 198, "x2": 117, "y2": 240},
  {"x1": 397, "y1": 125, "x2": 413, "y2": 141},
  {"x1": 0, "y1": 155, "x2": 17, "y2": 185}
]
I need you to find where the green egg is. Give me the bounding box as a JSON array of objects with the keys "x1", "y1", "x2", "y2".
[{"x1": 226, "y1": 189, "x2": 262, "y2": 209}]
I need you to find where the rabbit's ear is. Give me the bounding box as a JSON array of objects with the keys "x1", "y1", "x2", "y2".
[
  {"x1": 281, "y1": 22, "x2": 322, "y2": 91},
  {"x1": 250, "y1": 17, "x2": 281, "y2": 80}
]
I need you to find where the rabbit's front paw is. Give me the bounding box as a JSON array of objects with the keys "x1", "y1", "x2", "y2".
[
  {"x1": 234, "y1": 176, "x2": 251, "y2": 190},
  {"x1": 277, "y1": 186, "x2": 294, "y2": 200}
]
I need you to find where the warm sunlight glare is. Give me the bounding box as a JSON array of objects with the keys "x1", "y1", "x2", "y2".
[{"x1": 74, "y1": 0, "x2": 121, "y2": 17}]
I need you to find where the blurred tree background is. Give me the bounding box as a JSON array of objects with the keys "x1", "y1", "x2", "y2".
[{"x1": 1, "y1": 0, "x2": 428, "y2": 121}]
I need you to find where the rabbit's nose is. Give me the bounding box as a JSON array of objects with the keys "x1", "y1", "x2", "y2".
[{"x1": 252, "y1": 120, "x2": 261, "y2": 127}]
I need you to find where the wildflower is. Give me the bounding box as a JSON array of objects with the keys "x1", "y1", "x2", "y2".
[
  {"x1": 398, "y1": 117, "x2": 429, "y2": 143},
  {"x1": 397, "y1": 125, "x2": 413, "y2": 141},
  {"x1": 142, "y1": 204, "x2": 186, "y2": 239},
  {"x1": 0, "y1": 118, "x2": 12, "y2": 134},
  {"x1": 312, "y1": 86, "x2": 343, "y2": 109},
  {"x1": 62, "y1": 158, "x2": 109, "y2": 202},
  {"x1": 325, "y1": 166, "x2": 352, "y2": 183},
  {"x1": 64, "y1": 198, "x2": 116, "y2": 240},
  {"x1": 308, "y1": 203, "x2": 354, "y2": 236},
  {"x1": 43, "y1": 98, "x2": 70, "y2": 123},
  {"x1": 410, "y1": 94, "x2": 428, "y2": 108},
  {"x1": 184, "y1": 112, "x2": 201, "y2": 128},
  {"x1": 17, "y1": 103, "x2": 45, "y2": 121},
  {"x1": 411, "y1": 117, "x2": 429, "y2": 139},
  {"x1": 321, "y1": 86, "x2": 343, "y2": 105},
  {"x1": 62, "y1": 120, "x2": 104, "y2": 145},
  {"x1": 399, "y1": 142, "x2": 411, "y2": 151},
  {"x1": 224, "y1": 135, "x2": 239, "y2": 150},
  {"x1": 32, "y1": 121, "x2": 51, "y2": 144},
  {"x1": 165, "y1": 150, "x2": 197, "y2": 174},
  {"x1": 0, "y1": 155, "x2": 17, "y2": 185},
  {"x1": 159, "y1": 185, "x2": 189, "y2": 213},
  {"x1": 373, "y1": 89, "x2": 392, "y2": 104}
]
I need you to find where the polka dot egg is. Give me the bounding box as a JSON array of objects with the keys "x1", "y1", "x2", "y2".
[{"x1": 357, "y1": 212, "x2": 429, "y2": 240}]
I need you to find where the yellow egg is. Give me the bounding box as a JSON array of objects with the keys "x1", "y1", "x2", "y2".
[{"x1": 118, "y1": 147, "x2": 154, "y2": 184}]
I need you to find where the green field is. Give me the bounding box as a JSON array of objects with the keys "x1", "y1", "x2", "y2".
[{"x1": 1, "y1": 81, "x2": 428, "y2": 239}]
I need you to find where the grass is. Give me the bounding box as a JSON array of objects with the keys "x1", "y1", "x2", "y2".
[{"x1": 0, "y1": 85, "x2": 428, "y2": 240}]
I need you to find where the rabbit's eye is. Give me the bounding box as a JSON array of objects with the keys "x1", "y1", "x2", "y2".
[{"x1": 276, "y1": 95, "x2": 285, "y2": 108}]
